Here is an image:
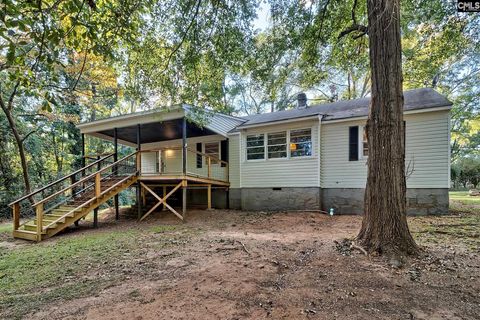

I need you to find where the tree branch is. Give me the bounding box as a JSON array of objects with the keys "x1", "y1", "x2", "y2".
[
  {"x1": 338, "y1": 24, "x2": 368, "y2": 39},
  {"x1": 21, "y1": 130, "x2": 38, "y2": 143},
  {"x1": 72, "y1": 49, "x2": 88, "y2": 91},
  {"x1": 339, "y1": 0, "x2": 367, "y2": 40},
  {"x1": 163, "y1": 0, "x2": 202, "y2": 72}
]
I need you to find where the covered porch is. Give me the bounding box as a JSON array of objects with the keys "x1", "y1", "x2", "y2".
[{"x1": 77, "y1": 105, "x2": 243, "y2": 220}]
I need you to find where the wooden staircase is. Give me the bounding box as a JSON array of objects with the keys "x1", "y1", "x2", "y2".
[{"x1": 10, "y1": 152, "x2": 139, "y2": 242}]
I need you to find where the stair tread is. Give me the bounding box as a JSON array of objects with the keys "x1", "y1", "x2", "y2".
[{"x1": 14, "y1": 229, "x2": 37, "y2": 235}]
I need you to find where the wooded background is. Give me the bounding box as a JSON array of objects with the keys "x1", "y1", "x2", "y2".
[{"x1": 0, "y1": 0, "x2": 478, "y2": 218}]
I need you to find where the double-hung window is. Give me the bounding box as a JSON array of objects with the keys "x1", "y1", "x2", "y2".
[
  {"x1": 246, "y1": 134, "x2": 265, "y2": 160},
  {"x1": 267, "y1": 131, "x2": 287, "y2": 159},
  {"x1": 290, "y1": 128, "x2": 312, "y2": 157}
]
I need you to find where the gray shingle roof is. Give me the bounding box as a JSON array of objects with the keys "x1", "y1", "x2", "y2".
[{"x1": 235, "y1": 88, "x2": 451, "y2": 129}]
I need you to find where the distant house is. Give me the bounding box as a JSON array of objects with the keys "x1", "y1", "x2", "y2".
[{"x1": 11, "y1": 88, "x2": 451, "y2": 241}]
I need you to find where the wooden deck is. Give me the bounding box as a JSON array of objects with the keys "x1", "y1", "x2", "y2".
[{"x1": 10, "y1": 146, "x2": 230, "y2": 242}]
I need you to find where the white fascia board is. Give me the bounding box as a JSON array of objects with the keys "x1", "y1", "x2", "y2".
[{"x1": 78, "y1": 108, "x2": 185, "y2": 134}]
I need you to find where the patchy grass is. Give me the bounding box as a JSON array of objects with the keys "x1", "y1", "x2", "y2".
[
  {"x1": 409, "y1": 192, "x2": 480, "y2": 251},
  {"x1": 149, "y1": 224, "x2": 179, "y2": 233},
  {"x1": 450, "y1": 191, "x2": 480, "y2": 205},
  {"x1": 0, "y1": 220, "x2": 197, "y2": 319},
  {"x1": 0, "y1": 230, "x2": 141, "y2": 319},
  {"x1": 0, "y1": 222, "x2": 11, "y2": 234}
]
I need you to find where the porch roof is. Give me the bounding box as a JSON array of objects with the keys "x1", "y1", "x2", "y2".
[{"x1": 77, "y1": 105, "x2": 246, "y2": 145}]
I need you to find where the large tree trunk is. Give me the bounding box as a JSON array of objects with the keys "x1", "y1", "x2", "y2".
[{"x1": 356, "y1": 0, "x2": 417, "y2": 255}]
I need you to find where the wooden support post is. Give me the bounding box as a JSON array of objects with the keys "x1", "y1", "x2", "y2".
[
  {"x1": 114, "y1": 194, "x2": 119, "y2": 220},
  {"x1": 81, "y1": 133, "x2": 86, "y2": 168},
  {"x1": 93, "y1": 208, "x2": 98, "y2": 228},
  {"x1": 162, "y1": 186, "x2": 167, "y2": 211},
  {"x1": 95, "y1": 172, "x2": 101, "y2": 198},
  {"x1": 142, "y1": 186, "x2": 146, "y2": 206},
  {"x1": 137, "y1": 181, "x2": 142, "y2": 220},
  {"x1": 182, "y1": 117, "x2": 187, "y2": 176},
  {"x1": 113, "y1": 128, "x2": 118, "y2": 162},
  {"x1": 207, "y1": 157, "x2": 211, "y2": 178},
  {"x1": 13, "y1": 203, "x2": 20, "y2": 231},
  {"x1": 113, "y1": 128, "x2": 120, "y2": 220},
  {"x1": 113, "y1": 127, "x2": 118, "y2": 177},
  {"x1": 136, "y1": 124, "x2": 141, "y2": 173},
  {"x1": 182, "y1": 179, "x2": 187, "y2": 218},
  {"x1": 207, "y1": 184, "x2": 212, "y2": 210},
  {"x1": 36, "y1": 203, "x2": 43, "y2": 242},
  {"x1": 81, "y1": 133, "x2": 86, "y2": 178}
]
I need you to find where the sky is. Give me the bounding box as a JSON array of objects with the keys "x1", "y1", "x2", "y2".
[{"x1": 253, "y1": 1, "x2": 271, "y2": 31}]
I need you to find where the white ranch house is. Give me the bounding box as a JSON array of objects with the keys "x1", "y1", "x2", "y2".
[{"x1": 78, "y1": 88, "x2": 451, "y2": 215}]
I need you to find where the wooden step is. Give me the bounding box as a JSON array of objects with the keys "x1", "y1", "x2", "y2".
[
  {"x1": 34, "y1": 217, "x2": 65, "y2": 224},
  {"x1": 24, "y1": 222, "x2": 57, "y2": 232},
  {"x1": 44, "y1": 214, "x2": 68, "y2": 221},
  {"x1": 13, "y1": 230, "x2": 38, "y2": 241},
  {"x1": 49, "y1": 211, "x2": 75, "y2": 218}
]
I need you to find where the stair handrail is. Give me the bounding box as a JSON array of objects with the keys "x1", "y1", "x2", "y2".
[
  {"x1": 34, "y1": 151, "x2": 138, "y2": 208},
  {"x1": 41, "y1": 158, "x2": 139, "y2": 230},
  {"x1": 9, "y1": 153, "x2": 115, "y2": 207}
]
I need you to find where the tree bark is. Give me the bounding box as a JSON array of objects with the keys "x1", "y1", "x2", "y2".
[
  {"x1": 0, "y1": 103, "x2": 32, "y2": 195},
  {"x1": 356, "y1": 0, "x2": 418, "y2": 255}
]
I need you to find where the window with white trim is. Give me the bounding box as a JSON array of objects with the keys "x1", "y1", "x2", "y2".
[
  {"x1": 246, "y1": 134, "x2": 265, "y2": 160},
  {"x1": 204, "y1": 142, "x2": 219, "y2": 164},
  {"x1": 360, "y1": 126, "x2": 368, "y2": 158},
  {"x1": 267, "y1": 131, "x2": 287, "y2": 159},
  {"x1": 290, "y1": 128, "x2": 312, "y2": 157}
]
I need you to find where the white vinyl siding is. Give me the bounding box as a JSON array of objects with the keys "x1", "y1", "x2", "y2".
[
  {"x1": 240, "y1": 120, "x2": 320, "y2": 188},
  {"x1": 228, "y1": 135, "x2": 240, "y2": 188},
  {"x1": 320, "y1": 110, "x2": 450, "y2": 188}
]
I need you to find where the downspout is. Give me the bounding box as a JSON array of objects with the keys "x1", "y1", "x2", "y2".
[
  {"x1": 318, "y1": 114, "x2": 324, "y2": 188},
  {"x1": 318, "y1": 115, "x2": 323, "y2": 211}
]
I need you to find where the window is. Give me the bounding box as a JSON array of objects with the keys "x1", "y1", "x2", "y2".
[
  {"x1": 361, "y1": 126, "x2": 368, "y2": 157},
  {"x1": 246, "y1": 134, "x2": 265, "y2": 160},
  {"x1": 290, "y1": 128, "x2": 312, "y2": 157},
  {"x1": 267, "y1": 131, "x2": 287, "y2": 159},
  {"x1": 204, "y1": 142, "x2": 219, "y2": 164}
]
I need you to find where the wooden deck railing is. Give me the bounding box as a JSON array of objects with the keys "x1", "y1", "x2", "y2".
[
  {"x1": 10, "y1": 152, "x2": 138, "y2": 239},
  {"x1": 9, "y1": 154, "x2": 114, "y2": 231},
  {"x1": 137, "y1": 147, "x2": 229, "y2": 183}
]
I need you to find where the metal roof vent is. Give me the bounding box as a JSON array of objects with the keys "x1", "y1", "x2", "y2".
[{"x1": 297, "y1": 92, "x2": 307, "y2": 109}]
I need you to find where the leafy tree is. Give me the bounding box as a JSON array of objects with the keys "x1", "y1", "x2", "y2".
[{"x1": 0, "y1": 0, "x2": 149, "y2": 195}]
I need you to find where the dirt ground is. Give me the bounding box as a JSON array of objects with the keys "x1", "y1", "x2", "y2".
[{"x1": 2, "y1": 205, "x2": 480, "y2": 320}]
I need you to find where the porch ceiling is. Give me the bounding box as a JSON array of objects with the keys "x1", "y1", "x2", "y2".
[{"x1": 98, "y1": 118, "x2": 218, "y2": 144}]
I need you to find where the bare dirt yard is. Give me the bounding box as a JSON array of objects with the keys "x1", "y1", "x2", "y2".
[{"x1": 0, "y1": 196, "x2": 479, "y2": 320}]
